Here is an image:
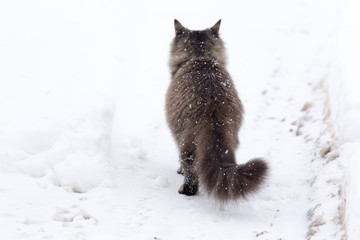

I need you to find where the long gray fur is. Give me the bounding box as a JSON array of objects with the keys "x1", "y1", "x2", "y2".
[{"x1": 166, "y1": 20, "x2": 268, "y2": 203}]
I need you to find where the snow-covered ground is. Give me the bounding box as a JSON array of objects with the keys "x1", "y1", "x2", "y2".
[
  {"x1": 0, "y1": 0, "x2": 359, "y2": 239},
  {"x1": 338, "y1": 0, "x2": 360, "y2": 239}
]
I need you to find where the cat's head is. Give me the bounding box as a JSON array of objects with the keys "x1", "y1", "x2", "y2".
[{"x1": 169, "y1": 20, "x2": 227, "y2": 76}]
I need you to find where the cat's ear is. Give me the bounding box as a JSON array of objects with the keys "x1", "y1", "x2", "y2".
[
  {"x1": 174, "y1": 19, "x2": 185, "y2": 36},
  {"x1": 211, "y1": 19, "x2": 221, "y2": 36}
]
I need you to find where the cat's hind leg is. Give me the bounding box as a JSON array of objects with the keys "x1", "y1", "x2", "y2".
[{"x1": 178, "y1": 141, "x2": 198, "y2": 196}]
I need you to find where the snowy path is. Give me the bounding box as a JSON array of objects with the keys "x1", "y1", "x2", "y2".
[
  {"x1": 0, "y1": 0, "x2": 349, "y2": 239},
  {"x1": 115, "y1": 0, "x2": 344, "y2": 239},
  {"x1": 116, "y1": 69, "x2": 313, "y2": 240}
]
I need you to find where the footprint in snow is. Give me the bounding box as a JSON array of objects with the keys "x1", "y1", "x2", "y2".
[{"x1": 53, "y1": 205, "x2": 98, "y2": 227}]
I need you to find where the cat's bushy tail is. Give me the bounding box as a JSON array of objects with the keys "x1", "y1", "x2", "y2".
[{"x1": 196, "y1": 126, "x2": 268, "y2": 203}]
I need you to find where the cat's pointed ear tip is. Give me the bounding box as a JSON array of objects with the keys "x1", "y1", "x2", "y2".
[
  {"x1": 174, "y1": 19, "x2": 185, "y2": 35},
  {"x1": 211, "y1": 19, "x2": 222, "y2": 34},
  {"x1": 174, "y1": 19, "x2": 182, "y2": 27}
]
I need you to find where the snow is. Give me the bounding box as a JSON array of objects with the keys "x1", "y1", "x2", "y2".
[
  {"x1": 0, "y1": 0, "x2": 358, "y2": 239},
  {"x1": 337, "y1": 0, "x2": 360, "y2": 239}
]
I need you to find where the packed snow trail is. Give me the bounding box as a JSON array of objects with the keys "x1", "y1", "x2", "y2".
[
  {"x1": 116, "y1": 70, "x2": 313, "y2": 240},
  {"x1": 116, "y1": 0, "x2": 345, "y2": 239},
  {"x1": 0, "y1": 0, "x2": 349, "y2": 240}
]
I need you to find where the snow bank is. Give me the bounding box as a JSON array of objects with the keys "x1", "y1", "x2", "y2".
[
  {"x1": 0, "y1": 95, "x2": 115, "y2": 192},
  {"x1": 0, "y1": 1, "x2": 119, "y2": 192},
  {"x1": 332, "y1": 0, "x2": 360, "y2": 239}
]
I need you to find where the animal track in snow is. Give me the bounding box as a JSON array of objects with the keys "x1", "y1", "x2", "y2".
[{"x1": 53, "y1": 205, "x2": 98, "y2": 227}]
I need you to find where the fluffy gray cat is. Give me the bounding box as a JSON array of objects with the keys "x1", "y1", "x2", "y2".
[{"x1": 166, "y1": 20, "x2": 268, "y2": 203}]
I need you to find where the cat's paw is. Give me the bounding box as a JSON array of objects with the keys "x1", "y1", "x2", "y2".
[{"x1": 178, "y1": 183, "x2": 198, "y2": 196}]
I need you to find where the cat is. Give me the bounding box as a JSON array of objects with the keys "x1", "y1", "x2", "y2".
[{"x1": 165, "y1": 19, "x2": 268, "y2": 203}]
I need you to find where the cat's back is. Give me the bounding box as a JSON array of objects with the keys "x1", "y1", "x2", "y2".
[
  {"x1": 166, "y1": 57, "x2": 241, "y2": 125},
  {"x1": 170, "y1": 57, "x2": 235, "y2": 105}
]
